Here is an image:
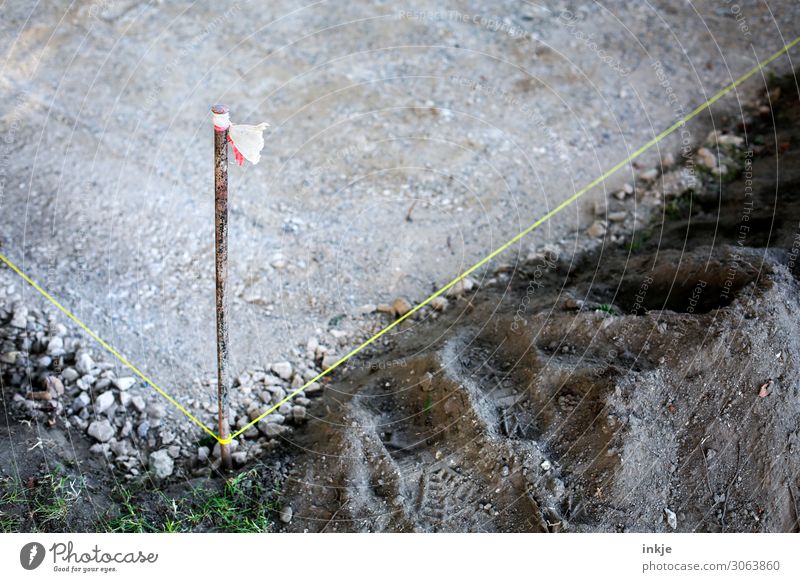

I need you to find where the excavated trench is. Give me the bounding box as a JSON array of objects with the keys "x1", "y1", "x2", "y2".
[{"x1": 279, "y1": 83, "x2": 800, "y2": 533}]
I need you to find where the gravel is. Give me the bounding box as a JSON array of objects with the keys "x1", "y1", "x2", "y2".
[
  {"x1": 87, "y1": 420, "x2": 115, "y2": 443},
  {"x1": 149, "y1": 449, "x2": 175, "y2": 479}
]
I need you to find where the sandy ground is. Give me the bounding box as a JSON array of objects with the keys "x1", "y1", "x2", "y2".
[
  {"x1": 2, "y1": 1, "x2": 800, "y2": 433},
  {"x1": 1, "y1": 1, "x2": 800, "y2": 532}
]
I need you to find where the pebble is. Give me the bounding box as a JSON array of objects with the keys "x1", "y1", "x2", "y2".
[
  {"x1": 130, "y1": 396, "x2": 146, "y2": 412},
  {"x1": 430, "y1": 296, "x2": 448, "y2": 312},
  {"x1": 280, "y1": 505, "x2": 293, "y2": 524},
  {"x1": 664, "y1": 507, "x2": 678, "y2": 530},
  {"x1": 197, "y1": 446, "x2": 210, "y2": 462},
  {"x1": 639, "y1": 168, "x2": 659, "y2": 182},
  {"x1": 391, "y1": 297, "x2": 412, "y2": 317},
  {"x1": 260, "y1": 422, "x2": 288, "y2": 438},
  {"x1": 94, "y1": 391, "x2": 115, "y2": 414},
  {"x1": 76, "y1": 352, "x2": 95, "y2": 375},
  {"x1": 62, "y1": 367, "x2": 79, "y2": 382},
  {"x1": 271, "y1": 361, "x2": 293, "y2": 380},
  {"x1": 607, "y1": 211, "x2": 627, "y2": 223},
  {"x1": 586, "y1": 221, "x2": 606, "y2": 238},
  {"x1": 696, "y1": 147, "x2": 717, "y2": 169},
  {"x1": 304, "y1": 382, "x2": 323, "y2": 395},
  {"x1": 149, "y1": 449, "x2": 175, "y2": 478},
  {"x1": 73, "y1": 391, "x2": 91, "y2": 411},
  {"x1": 46, "y1": 336, "x2": 64, "y2": 355},
  {"x1": 446, "y1": 277, "x2": 476, "y2": 298},
  {"x1": 114, "y1": 377, "x2": 136, "y2": 391},
  {"x1": 46, "y1": 376, "x2": 64, "y2": 397},
  {"x1": 87, "y1": 420, "x2": 115, "y2": 443},
  {"x1": 291, "y1": 405, "x2": 307, "y2": 422},
  {"x1": 10, "y1": 307, "x2": 28, "y2": 328}
]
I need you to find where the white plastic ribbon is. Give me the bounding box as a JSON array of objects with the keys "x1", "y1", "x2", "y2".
[{"x1": 213, "y1": 111, "x2": 270, "y2": 166}]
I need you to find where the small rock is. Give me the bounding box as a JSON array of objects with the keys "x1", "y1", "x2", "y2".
[
  {"x1": 696, "y1": 147, "x2": 717, "y2": 169},
  {"x1": 639, "y1": 168, "x2": 659, "y2": 182},
  {"x1": 46, "y1": 336, "x2": 64, "y2": 355},
  {"x1": 147, "y1": 403, "x2": 166, "y2": 418},
  {"x1": 280, "y1": 505, "x2": 293, "y2": 524},
  {"x1": 113, "y1": 377, "x2": 136, "y2": 391},
  {"x1": 94, "y1": 391, "x2": 115, "y2": 414},
  {"x1": 446, "y1": 277, "x2": 476, "y2": 298},
  {"x1": 271, "y1": 362, "x2": 293, "y2": 380},
  {"x1": 149, "y1": 449, "x2": 174, "y2": 479},
  {"x1": 607, "y1": 211, "x2": 627, "y2": 223},
  {"x1": 376, "y1": 303, "x2": 394, "y2": 314},
  {"x1": 0, "y1": 351, "x2": 18, "y2": 365},
  {"x1": 137, "y1": 420, "x2": 150, "y2": 438},
  {"x1": 28, "y1": 390, "x2": 52, "y2": 401},
  {"x1": 358, "y1": 304, "x2": 376, "y2": 314},
  {"x1": 232, "y1": 451, "x2": 248, "y2": 466},
  {"x1": 321, "y1": 354, "x2": 338, "y2": 369},
  {"x1": 586, "y1": 221, "x2": 606, "y2": 238},
  {"x1": 131, "y1": 396, "x2": 146, "y2": 412},
  {"x1": 62, "y1": 368, "x2": 79, "y2": 382},
  {"x1": 197, "y1": 446, "x2": 210, "y2": 462},
  {"x1": 87, "y1": 419, "x2": 115, "y2": 443},
  {"x1": 72, "y1": 391, "x2": 91, "y2": 411},
  {"x1": 306, "y1": 337, "x2": 319, "y2": 358},
  {"x1": 661, "y1": 152, "x2": 675, "y2": 169},
  {"x1": 758, "y1": 379, "x2": 773, "y2": 398},
  {"x1": 76, "y1": 352, "x2": 95, "y2": 375},
  {"x1": 430, "y1": 296, "x2": 448, "y2": 312},
  {"x1": 304, "y1": 382, "x2": 323, "y2": 396},
  {"x1": 260, "y1": 422, "x2": 288, "y2": 438},
  {"x1": 10, "y1": 307, "x2": 28, "y2": 328},
  {"x1": 420, "y1": 372, "x2": 434, "y2": 392},
  {"x1": 664, "y1": 507, "x2": 677, "y2": 530},
  {"x1": 291, "y1": 405, "x2": 307, "y2": 422},
  {"x1": 391, "y1": 297, "x2": 412, "y2": 318},
  {"x1": 45, "y1": 376, "x2": 64, "y2": 397},
  {"x1": 540, "y1": 460, "x2": 552, "y2": 471}
]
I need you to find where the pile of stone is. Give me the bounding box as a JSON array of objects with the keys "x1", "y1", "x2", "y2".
[{"x1": 0, "y1": 284, "x2": 330, "y2": 480}]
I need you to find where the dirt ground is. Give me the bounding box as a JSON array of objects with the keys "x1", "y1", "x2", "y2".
[
  {"x1": 1, "y1": 2, "x2": 800, "y2": 532},
  {"x1": 277, "y1": 79, "x2": 800, "y2": 532}
]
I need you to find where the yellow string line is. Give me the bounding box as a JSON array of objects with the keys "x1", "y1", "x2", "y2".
[
  {"x1": 2, "y1": 35, "x2": 797, "y2": 444},
  {"x1": 0, "y1": 253, "x2": 219, "y2": 441}
]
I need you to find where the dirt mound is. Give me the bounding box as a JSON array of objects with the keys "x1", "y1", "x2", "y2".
[{"x1": 279, "y1": 83, "x2": 800, "y2": 532}]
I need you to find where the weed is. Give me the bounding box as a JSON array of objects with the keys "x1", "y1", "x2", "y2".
[
  {"x1": 625, "y1": 228, "x2": 653, "y2": 252},
  {"x1": 595, "y1": 303, "x2": 619, "y2": 316},
  {"x1": 423, "y1": 392, "x2": 434, "y2": 415}
]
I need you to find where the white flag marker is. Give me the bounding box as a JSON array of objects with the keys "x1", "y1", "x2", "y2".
[{"x1": 212, "y1": 109, "x2": 270, "y2": 166}]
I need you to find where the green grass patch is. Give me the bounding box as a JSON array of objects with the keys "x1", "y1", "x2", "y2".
[{"x1": 105, "y1": 465, "x2": 281, "y2": 533}]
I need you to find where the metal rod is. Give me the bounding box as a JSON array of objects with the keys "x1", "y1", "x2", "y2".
[{"x1": 212, "y1": 103, "x2": 232, "y2": 471}]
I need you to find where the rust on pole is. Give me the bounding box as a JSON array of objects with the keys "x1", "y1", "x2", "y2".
[{"x1": 212, "y1": 103, "x2": 232, "y2": 471}]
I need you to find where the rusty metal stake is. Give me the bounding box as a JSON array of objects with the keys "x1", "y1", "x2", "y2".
[{"x1": 212, "y1": 104, "x2": 232, "y2": 471}]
